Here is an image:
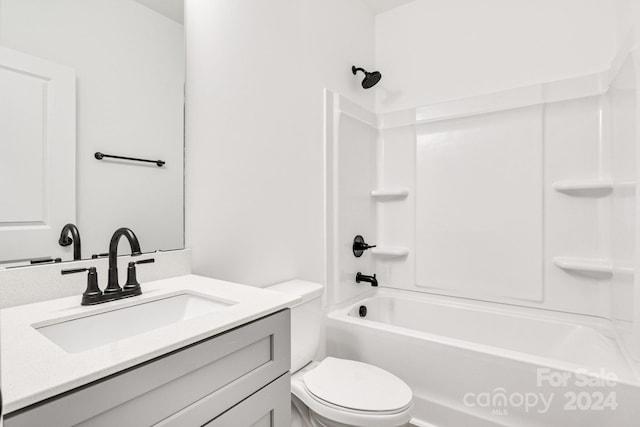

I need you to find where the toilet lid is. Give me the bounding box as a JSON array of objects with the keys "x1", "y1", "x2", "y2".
[{"x1": 302, "y1": 357, "x2": 412, "y2": 412}]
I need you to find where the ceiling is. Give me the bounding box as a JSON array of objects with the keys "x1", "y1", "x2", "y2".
[
  {"x1": 364, "y1": 0, "x2": 417, "y2": 15},
  {"x1": 133, "y1": 0, "x2": 184, "y2": 24},
  {"x1": 131, "y1": 0, "x2": 415, "y2": 24}
]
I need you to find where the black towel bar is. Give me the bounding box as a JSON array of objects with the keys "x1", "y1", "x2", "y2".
[{"x1": 95, "y1": 152, "x2": 165, "y2": 167}]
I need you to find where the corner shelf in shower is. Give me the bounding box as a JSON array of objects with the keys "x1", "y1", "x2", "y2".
[
  {"x1": 370, "y1": 247, "x2": 409, "y2": 257},
  {"x1": 552, "y1": 256, "x2": 634, "y2": 276},
  {"x1": 370, "y1": 188, "x2": 409, "y2": 200},
  {"x1": 552, "y1": 179, "x2": 635, "y2": 195}
]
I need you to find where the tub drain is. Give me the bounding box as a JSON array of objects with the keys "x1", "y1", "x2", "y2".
[{"x1": 358, "y1": 305, "x2": 367, "y2": 317}]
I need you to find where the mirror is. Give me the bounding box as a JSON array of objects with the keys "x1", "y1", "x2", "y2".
[{"x1": 0, "y1": 0, "x2": 185, "y2": 266}]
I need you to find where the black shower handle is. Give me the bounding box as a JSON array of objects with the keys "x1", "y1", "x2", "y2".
[{"x1": 353, "y1": 235, "x2": 376, "y2": 257}]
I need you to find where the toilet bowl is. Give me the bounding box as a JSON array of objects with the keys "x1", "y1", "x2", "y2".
[{"x1": 267, "y1": 280, "x2": 413, "y2": 427}]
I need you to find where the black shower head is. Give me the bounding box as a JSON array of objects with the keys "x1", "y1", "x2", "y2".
[{"x1": 352, "y1": 66, "x2": 382, "y2": 89}]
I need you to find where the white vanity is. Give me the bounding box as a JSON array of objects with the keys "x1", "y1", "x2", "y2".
[{"x1": 1, "y1": 274, "x2": 299, "y2": 426}]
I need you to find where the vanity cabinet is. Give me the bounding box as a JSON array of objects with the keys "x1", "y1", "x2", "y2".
[{"x1": 4, "y1": 310, "x2": 291, "y2": 427}]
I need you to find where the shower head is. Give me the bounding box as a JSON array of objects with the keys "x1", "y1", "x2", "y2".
[{"x1": 352, "y1": 66, "x2": 382, "y2": 89}]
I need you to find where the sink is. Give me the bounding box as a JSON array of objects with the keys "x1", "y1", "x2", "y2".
[{"x1": 34, "y1": 293, "x2": 235, "y2": 353}]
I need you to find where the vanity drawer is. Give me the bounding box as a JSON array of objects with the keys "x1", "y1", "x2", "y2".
[
  {"x1": 157, "y1": 372, "x2": 291, "y2": 426},
  {"x1": 4, "y1": 309, "x2": 290, "y2": 427},
  {"x1": 204, "y1": 372, "x2": 290, "y2": 427}
]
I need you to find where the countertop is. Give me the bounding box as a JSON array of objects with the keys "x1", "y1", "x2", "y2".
[{"x1": 0, "y1": 274, "x2": 300, "y2": 413}]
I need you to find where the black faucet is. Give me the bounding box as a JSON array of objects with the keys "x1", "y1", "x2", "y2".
[
  {"x1": 105, "y1": 228, "x2": 142, "y2": 297},
  {"x1": 356, "y1": 272, "x2": 378, "y2": 287},
  {"x1": 58, "y1": 223, "x2": 82, "y2": 260}
]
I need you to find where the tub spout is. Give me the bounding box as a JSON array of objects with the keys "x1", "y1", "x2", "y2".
[{"x1": 356, "y1": 272, "x2": 378, "y2": 287}]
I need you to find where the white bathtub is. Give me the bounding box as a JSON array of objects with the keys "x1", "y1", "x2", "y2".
[{"x1": 326, "y1": 289, "x2": 640, "y2": 427}]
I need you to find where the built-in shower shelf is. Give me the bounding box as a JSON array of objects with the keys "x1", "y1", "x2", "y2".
[
  {"x1": 371, "y1": 247, "x2": 409, "y2": 257},
  {"x1": 552, "y1": 179, "x2": 635, "y2": 195},
  {"x1": 552, "y1": 257, "x2": 634, "y2": 276},
  {"x1": 370, "y1": 188, "x2": 409, "y2": 200}
]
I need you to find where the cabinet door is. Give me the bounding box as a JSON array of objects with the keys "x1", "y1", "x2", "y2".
[{"x1": 205, "y1": 373, "x2": 290, "y2": 427}]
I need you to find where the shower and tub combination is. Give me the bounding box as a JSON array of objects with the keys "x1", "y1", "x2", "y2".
[
  {"x1": 325, "y1": 48, "x2": 640, "y2": 426},
  {"x1": 327, "y1": 289, "x2": 640, "y2": 426}
]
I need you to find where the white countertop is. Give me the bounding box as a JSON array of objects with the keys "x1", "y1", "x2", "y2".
[{"x1": 0, "y1": 274, "x2": 300, "y2": 413}]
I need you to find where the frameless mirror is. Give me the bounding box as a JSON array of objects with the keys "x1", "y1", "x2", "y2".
[{"x1": 0, "y1": 0, "x2": 185, "y2": 266}]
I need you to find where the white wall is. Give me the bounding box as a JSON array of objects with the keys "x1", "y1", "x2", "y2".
[
  {"x1": 375, "y1": 0, "x2": 617, "y2": 113},
  {"x1": 415, "y1": 105, "x2": 544, "y2": 302},
  {"x1": 185, "y1": 0, "x2": 375, "y2": 286},
  {"x1": 614, "y1": 0, "x2": 640, "y2": 47},
  {"x1": 0, "y1": 0, "x2": 184, "y2": 259},
  {"x1": 325, "y1": 92, "x2": 378, "y2": 308},
  {"x1": 608, "y1": 53, "x2": 637, "y2": 324},
  {"x1": 375, "y1": 74, "x2": 640, "y2": 320}
]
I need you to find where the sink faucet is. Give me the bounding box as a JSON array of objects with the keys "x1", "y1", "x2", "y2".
[
  {"x1": 105, "y1": 228, "x2": 142, "y2": 296},
  {"x1": 58, "y1": 223, "x2": 82, "y2": 260}
]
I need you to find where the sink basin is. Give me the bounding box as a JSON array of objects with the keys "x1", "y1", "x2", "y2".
[{"x1": 34, "y1": 293, "x2": 235, "y2": 353}]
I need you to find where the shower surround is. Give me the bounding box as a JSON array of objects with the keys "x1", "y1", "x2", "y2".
[{"x1": 324, "y1": 41, "x2": 640, "y2": 426}]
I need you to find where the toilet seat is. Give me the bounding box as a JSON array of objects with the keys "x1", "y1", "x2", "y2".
[
  {"x1": 303, "y1": 357, "x2": 412, "y2": 413},
  {"x1": 291, "y1": 358, "x2": 413, "y2": 427}
]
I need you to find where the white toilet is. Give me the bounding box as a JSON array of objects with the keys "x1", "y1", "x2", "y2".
[{"x1": 267, "y1": 280, "x2": 413, "y2": 427}]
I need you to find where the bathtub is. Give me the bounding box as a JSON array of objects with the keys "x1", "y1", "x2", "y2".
[{"x1": 326, "y1": 289, "x2": 640, "y2": 427}]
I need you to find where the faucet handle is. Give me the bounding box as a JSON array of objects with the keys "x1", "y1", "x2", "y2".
[
  {"x1": 123, "y1": 258, "x2": 154, "y2": 297},
  {"x1": 61, "y1": 267, "x2": 89, "y2": 275},
  {"x1": 91, "y1": 253, "x2": 109, "y2": 259},
  {"x1": 61, "y1": 267, "x2": 102, "y2": 305},
  {"x1": 31, "y1": 257, "x2": 62, "y2": 264},
  {"x1": 353, "y1": 235, "x2": 376, "y2": 257}
]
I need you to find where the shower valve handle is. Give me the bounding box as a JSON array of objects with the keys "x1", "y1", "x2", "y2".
[{"x1": 353, "y1": 235, "x2": 376, "y2": 257}]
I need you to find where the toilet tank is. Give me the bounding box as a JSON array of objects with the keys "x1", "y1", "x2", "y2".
[{"x1": 266, "y1": 280, "x2": 323, "y2": 372}]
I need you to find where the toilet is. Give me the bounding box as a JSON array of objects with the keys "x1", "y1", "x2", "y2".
[{"x1": 267, "y1": 280, "x2": 413, "y2": 427}]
